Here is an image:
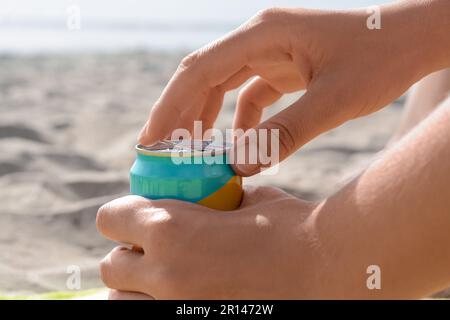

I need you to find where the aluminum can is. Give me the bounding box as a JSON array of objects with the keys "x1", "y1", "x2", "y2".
[{"x1": 130, "y1": 140, "x2": 243, "y2": 210}]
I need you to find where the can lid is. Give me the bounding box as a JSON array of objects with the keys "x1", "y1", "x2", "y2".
[{"x1": 136, "y1": 140, "x2": 231, "y2": 157}]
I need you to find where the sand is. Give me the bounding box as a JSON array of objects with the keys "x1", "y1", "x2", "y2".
[{"x1": 0, "y1": 51, "x2": 447, "y2": 298}]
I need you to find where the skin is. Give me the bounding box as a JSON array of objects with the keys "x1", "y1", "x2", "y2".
[
  {"x1": 103, "y1": 97, "x2": 450, "y2": 300},
  {"x1": 98, "y1": 0, "x2": 450, "y2": 299},
  {"x1": 138, "y1": 0, "x2": 450, "y2": 176},
  {"x1": 388, "y1": 69, "x2": 450, "y2": 146}
]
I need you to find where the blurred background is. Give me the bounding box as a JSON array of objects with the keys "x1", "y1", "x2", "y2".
[
  {"x1": 0, "y1": 0, "x2": 387, "y2": 53},
  {"x1": 1, "y1": 0, "x2": 437, "y2": 297}
]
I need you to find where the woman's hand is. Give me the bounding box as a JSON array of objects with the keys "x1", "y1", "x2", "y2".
[
  {"x1": 101, "y1": 97, "x2": 450, "y2": 299},
  {"x1": 138, "y1": 0, "x2": 450, "y2": 176},
  {"x1": 97, "y1": 187, "x2": 320, "y2": 299}
]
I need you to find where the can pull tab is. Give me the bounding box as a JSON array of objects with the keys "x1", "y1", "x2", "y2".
[{"x1": 140, "y1": 140, "x2": 175, "y2": 151}]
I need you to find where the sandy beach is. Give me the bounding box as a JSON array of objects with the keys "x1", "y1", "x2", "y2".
[{"x1": 0, "y1": 51, "x2": 447, "y2": 297}]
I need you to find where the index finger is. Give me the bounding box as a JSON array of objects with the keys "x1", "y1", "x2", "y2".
[
  {"x1": 138, "y1": 14, "x2": 287, "y2": 145},
  {"x1": 96, "y1": 195, "x2": 152, "y2": 248}
]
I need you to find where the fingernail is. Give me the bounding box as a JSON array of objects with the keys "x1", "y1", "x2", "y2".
[
  {"x1": 233, "y1": 163, "x2": 260, "y2": 177},
  {"x1": 230, "y1": 138, "x2": 261, "y2": 177}
]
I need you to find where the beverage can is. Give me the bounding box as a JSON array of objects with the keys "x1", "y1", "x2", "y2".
[{"x1": 130, "y1": 140, "x2": 243, "y2": 210}]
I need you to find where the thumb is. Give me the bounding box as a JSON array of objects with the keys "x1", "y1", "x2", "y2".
[{"x1": 231, "y1": 86, "x2": 345, "y2": 176}]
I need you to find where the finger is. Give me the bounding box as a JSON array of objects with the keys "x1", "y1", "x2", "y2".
[
  {"x1": 139, "y1": 20, "x2": 285, "y2": 145},
  {"x1": 239, "y1": 185, "x2": 292, "y2": 208},
  {"x1": 198, "y1": 66, "x2": 256, "y2": 134},
  {"x1": 169, "y1": 88, "x2": 223, "y2": 139},
  {"x1": 144, "y1": 67, "x2": 255, "y2": 143},
  {"x1": 220, "y1": 66, "x2": 255, "y2": 92},
  {"x1": 233, "y1": 77, "x2": 282, "y2": 132},
  {"x1": 100, "y1": 246, "x2": 148, "y2": 293},
  {"x1": 141, "y1": 88, "x2": 219, "y2": 144},
  {"x1": 96, "y1": 195, "x2": 151, "y2": 247},
  {"x1": 232, "y1": 84, "x2": 343, "y2": 176},
  {"x1": 150, "y1": 67, "x2": 258, "y2": 143},
  {"x1": 108, "y1": 289, "x2": 155, "y2": 300},
  {"x1": 198, "y1": 88, "x2": 225, "y2": 137},
  {"x1": 168, "y1": 67, "x2": 255, "y2": 139}
]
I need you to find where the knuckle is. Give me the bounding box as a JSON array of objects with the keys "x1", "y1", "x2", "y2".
[
  {"x1": 179, "y1": 51, "x2": 202, "y2": 72},
  {"x1": 99, "y1": 247, "x2": 126, "y2": 289},
  {"x1": 178, "y1": 49, "x2": 211, "y2": 87},
  {"x1": 264, "y1": 117, "x2": 298, "y2": 155},
  {"x1": 146, "y1": 210, "x2": 179, "y2": 242},
  {"x1": 253, "y1": 7, "x2": 284, "y2": 24},
  {"x1": 99, "y1": 257, "x2": 113, "y2": 288},
  {"x1": 96, "y1": 196, "x2": 148, "y2": 235},
  {"x1": 96, "y1": 203, "x2": 111, "y2": 235},
  {"x1": 142, "y1": 204, "x2": 198, "y2": 259},
  {"x1": 246, "y1": 7, "x2": 291, "y2": 41}
]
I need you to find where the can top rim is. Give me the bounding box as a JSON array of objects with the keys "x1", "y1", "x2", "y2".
[{"x1": 136, "y1": 140, "x2": 231, "y2": 157}]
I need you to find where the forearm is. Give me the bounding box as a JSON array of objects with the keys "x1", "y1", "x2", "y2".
[
  {"x1": 380, "y1": 0, "x2": 450, "y2": 76},
  {"x1": 427, "y1": 0, "x2": 450, "y2": 69},
  {"x1": 394, "y1": 0, "x2": 450, "y2": 73},
  {"x1": 312, "y1": 99, "x2": 450, "y2": 298}
]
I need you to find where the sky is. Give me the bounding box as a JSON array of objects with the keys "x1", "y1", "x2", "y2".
[
  {"x1": 0, "y1": 0, "x2": 390, "y2": 23},
  {"x1": 0, "y1": 0, "x2": 391, "y2": 53}
]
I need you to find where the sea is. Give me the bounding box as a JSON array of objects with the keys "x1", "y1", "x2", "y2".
[{"x1": 0, "y1": 0, "x2": 388, "y2": 54}]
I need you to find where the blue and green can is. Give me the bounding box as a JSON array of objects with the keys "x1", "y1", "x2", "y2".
[{"x1": 130, "y1": 140, "x2": 243, "y2": 210}]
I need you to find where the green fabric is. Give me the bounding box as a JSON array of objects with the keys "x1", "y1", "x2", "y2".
[{"x1": 0, "y1": 288, "x2": 103, "y2": 300}]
